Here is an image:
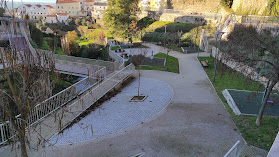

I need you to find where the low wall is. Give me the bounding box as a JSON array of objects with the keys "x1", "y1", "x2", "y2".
[
  {"x1": 55, "y1": 54, "x2": 120, "y2": 72},
  {"x1": 211, "y1": 47, "x2": 279, "y2": 91},
  {"x1": 159, "y1": 13, "x2": 222, "y2": 24}
]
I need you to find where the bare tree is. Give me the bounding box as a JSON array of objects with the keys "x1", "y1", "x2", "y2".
[
  {"x1": 224, "y1": 24, "x2": 279, "y2": 126},
  {"x1": 129, "y1": 49, "x2": 147, "y2": 98}
]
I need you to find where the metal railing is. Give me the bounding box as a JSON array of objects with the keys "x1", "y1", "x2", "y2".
[
  {"x1": 224, "y1": 140, "x2": 241, "y2": 157},
  {"x1": 0, "y1": 67, "x2": 106, "y2": 145}
]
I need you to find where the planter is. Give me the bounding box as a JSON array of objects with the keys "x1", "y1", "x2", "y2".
[{"x1": 130, "y1": 95, "x2": 147, "y2": 102}]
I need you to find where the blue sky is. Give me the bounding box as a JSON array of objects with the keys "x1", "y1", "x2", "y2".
[{"x1": 13, "y1": 0, "x2": 56, "y2": 3}]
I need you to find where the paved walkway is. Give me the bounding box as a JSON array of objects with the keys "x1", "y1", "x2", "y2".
[{"x1": 0, "y1": 43, "x2": 252, "y2": 156}]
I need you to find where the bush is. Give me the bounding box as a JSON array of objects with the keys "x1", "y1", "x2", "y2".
[
  {"x1": 0, "y1": 7, "x2": 4, "y2": 17},
  {"x1": 137, "y1": 17, "x2": 156, "y2": 29},
  {"x1": 220, "y1": 0, "x2": 233, "y2": 8},
  {"x1": 29, "y1": 23, "x2": 43, "y2": 48},
  {"x1": 75, "y1": 19, "x2": 81, "y2": 25},
  {"x1": 82, "y1": 19, "x2": 87, "y2": 26}
]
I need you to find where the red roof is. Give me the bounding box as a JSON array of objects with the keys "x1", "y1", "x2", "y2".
[
  {"x1": 56, "y1": 0, "x2": 79, "y2": 4},
  {"x1": 36, "y1": 4, "x2": 42, "y2": 8},
  {"x1": 46, "y1": 15, "x2": 56, "y2": 17},
  {"x1": 45, "y1": 5, "x2": 54, "y2": 9},
  {"x1": 57, "y1": 13, "x2": 69, "y2": 16},
  {"x1": 25, "y1": 4, "x2": 32, "y2": 7}
]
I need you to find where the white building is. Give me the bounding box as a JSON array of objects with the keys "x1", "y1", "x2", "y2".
[
  {"x1": 44, "y1": 15, "x2": 57, "y2": 23},
  {"x1": 56, "y1": 13, "x2": 70, "y2": 23},
  {"x1": 92, "y1": 2, "x2": 107, "y2": 19},
  {"x1": 17, "y1": 4, "x2": 55, "y2": 19},
  {"x1": 56, "y1": 0, "x2": 98, "y2": 17}
]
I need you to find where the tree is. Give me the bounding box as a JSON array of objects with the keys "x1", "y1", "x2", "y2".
[
  {"x1": 0, "y1": 7, "x2": 4, "y2": 17},
  {"x1": 0, "y1": 46, "x2": 55, "y2": 157},
  {"x1": 86, "y1": 16, "x2": 91, "y2": 22},
  {"x1": 29, "y1": 22, "x2": 44, "y2": 48},
  {"x1": 75, "y1": 18, "x2": 81, "y2": 25},
  {"x1": 67, "y1": 30, "x2": 80, "y2": 56},
  {"x1": 38, "y1": 16, "x2": 43, "y2": 23},
  {"x1": 104, "y1": 0, "x2": 139, "y2": 40},
  {"x1": 224, "y1": 24, "x2": 279, "y2": 125},
  {"x1": 129, "y1": 49, "x2": 147, "y2": 98},
  {"x1": 81, "y1": 19, "x2": 87, "y2": 26}
]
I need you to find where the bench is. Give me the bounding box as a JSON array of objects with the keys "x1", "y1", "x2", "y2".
[{"x1": 201, "y1": 60, "x2": 208, "y2": 67}]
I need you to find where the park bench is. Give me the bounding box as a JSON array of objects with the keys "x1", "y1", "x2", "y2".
[{"x1": 201, "y1": 59, "x2": 208, "y2": 67}]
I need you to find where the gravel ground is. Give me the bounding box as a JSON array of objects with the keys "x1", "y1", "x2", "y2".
[{"x1": 49, "y1": 77, "x2": 173, "y2": 145}]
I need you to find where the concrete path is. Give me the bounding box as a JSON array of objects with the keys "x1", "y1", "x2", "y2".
[{"x1": 1, "y1": 44, "x2": 244, "y2": 156}]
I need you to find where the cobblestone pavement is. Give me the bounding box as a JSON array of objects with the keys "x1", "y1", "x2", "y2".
[{"x1": 49, "y1": 77, "x2": 173, "y2": 145}]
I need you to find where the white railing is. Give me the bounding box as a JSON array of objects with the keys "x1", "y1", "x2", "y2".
[
  {"x1": 0, "y1": 67, "x2": 106, "y2": 145},
  {"x1": 224, "y1": 140, "x2": 241, "y2": 157},
  {"x1": 109, "y1": 50, "x2": 125, "y2": 70},
  {"x1": 107, "y1": 40, "x2": 125, "y2": 69},
  {"x1": 19, "y1": 23, "x2": 37, "y2": 58}
]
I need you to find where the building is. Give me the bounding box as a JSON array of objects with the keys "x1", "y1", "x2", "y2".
[
  {"x1": 92, "y1": 1, "x2": 107, "y2": 19},
  {"x1": 17, "y1": 4, "x2": 55, "y2": 19},
  {"x1": 57, "y1": 13, "x2": 70, "y2": 23},
  {"x1": 150, "y1": 0, "x2": 161, "y2": 10},
  {"x1": 56, "y1": 0, "x2": 98, "y2": 17}
]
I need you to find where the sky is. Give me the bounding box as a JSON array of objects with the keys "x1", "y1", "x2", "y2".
[{"x1": 12, "y1": 0, "x2": 56, "y2": 3}]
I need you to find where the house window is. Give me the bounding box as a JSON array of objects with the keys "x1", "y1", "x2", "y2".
[
  {"x1": 44, "y1": 8, "x2": 45, "y2": 9},
  {"x1": 58, "y1": 6, "x2": 59, "y2": 9}
]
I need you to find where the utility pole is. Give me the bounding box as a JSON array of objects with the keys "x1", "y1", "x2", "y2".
[
  {"x1": 212, "y1": 31, "x2": 224, "y2": 83},
  {"x1": 164, "y1": 25, "x2": 167, "y2": 46}
]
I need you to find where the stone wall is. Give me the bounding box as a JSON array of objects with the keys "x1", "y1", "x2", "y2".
[
  {"x1": 211, "y1": 47, "x2": 279, "y2": 91},
  {"x1": 159, "y1": 13, "x2": 221, "y2": 24},
  {"x1": 232, "y1": 0, "x2": 269, "y2": 15}
]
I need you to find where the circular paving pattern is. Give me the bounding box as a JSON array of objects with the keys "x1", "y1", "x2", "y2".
[{"x1": 49, "y1": 77, "x2": 173, "y2": 145}]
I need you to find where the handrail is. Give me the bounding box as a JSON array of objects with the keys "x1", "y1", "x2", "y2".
[
  {"x1": 224, "y1": 140, "x2": 241, "y2": 157},
  {"x1": 0, "y1": 66, "x2": 106, "y2": 145}
]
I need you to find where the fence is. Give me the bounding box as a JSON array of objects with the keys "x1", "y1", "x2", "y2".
[
  {"x1": 224, "y1": 140, "x2": 241, "y2": 157},
  {"x1": 0, "y1": 67, "x2": 106, "y2": 145}
]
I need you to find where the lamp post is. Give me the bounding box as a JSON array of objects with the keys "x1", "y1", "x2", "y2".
[
  {"x1": 212, "y1": 31, "x2": 225, "y2": 83},
  {"x1": 164, "y1": 25, "x2": 167, "y2": 46}
]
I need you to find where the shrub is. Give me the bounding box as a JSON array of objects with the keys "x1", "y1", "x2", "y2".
[
  {"x1": 82, "y1": 19, "x2": 87, "y2": 26},
  {"x1": 75, "y1": 19, "x2": 81, "y2": 25}
]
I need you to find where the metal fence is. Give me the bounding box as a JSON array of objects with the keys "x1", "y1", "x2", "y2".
[{"x1": 0, "y1": 67, "x2": 106, "y2": 145}]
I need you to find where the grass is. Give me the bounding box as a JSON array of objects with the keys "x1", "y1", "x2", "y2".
[
  {"x1": 111, "y1": 46, "x2": 120, "y2": 50},
  {"x1": 198, "y1": 56, "x2": 279, "y2": 151},
  {"x1": 55, "y1": 47, "x2": 65, "y2": 55},
  {"x1": 41, "y1": 40, "x2": 49, "y2": 50},
  {"x1": 165, "y1": 45, "x2": 184, "y2": 53},
  {"x1": 141, "y1": 53, "x2": 179, "y2": 73}
]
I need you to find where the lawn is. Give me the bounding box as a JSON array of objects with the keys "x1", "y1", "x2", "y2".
[
  {"x1": 198, "y1": 56, "x2": 279, "y2": 151},
  {"x1": 141, "y1": 53, "x2": 179, "y2": 73},
  {"x1": 55, "y1": 47, "x2": 65, "y2": 55},
  {"x1": 165, "y1": 45, "x2": 184, "y2": 53}
]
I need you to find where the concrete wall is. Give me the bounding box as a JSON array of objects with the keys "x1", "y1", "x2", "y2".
[{"x1": 231, "y1": 0, "x2": 269, "y2": 15}]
